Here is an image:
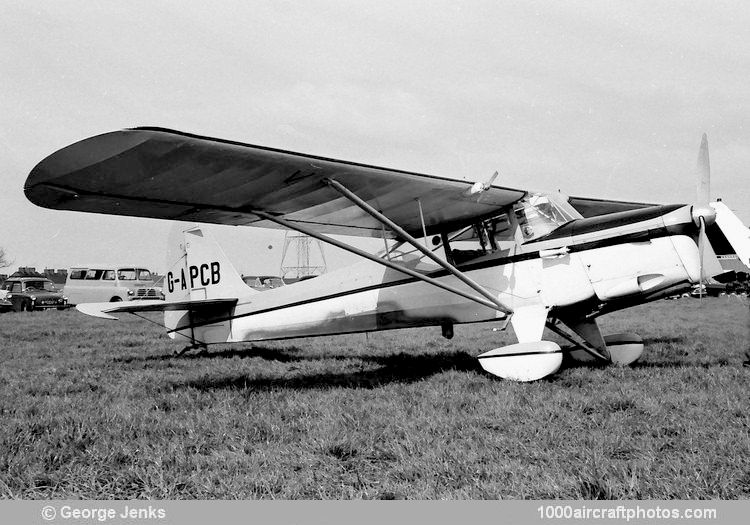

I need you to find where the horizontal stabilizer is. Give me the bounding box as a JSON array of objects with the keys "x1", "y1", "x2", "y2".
[{"x1": 76, "y1": 298, "x2": 238, "y2": 320}]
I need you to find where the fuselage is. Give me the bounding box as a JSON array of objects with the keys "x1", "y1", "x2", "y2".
[{"x1": 170, "y1": 204, "x2": 703, "y2": 345}]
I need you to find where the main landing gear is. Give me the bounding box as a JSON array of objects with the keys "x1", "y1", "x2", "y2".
[
  {"x1": 478, "y1": 341, "x2": 563, "y2": 382},
  {"x1": 564, "y1": 333, "x2": 645, "y2": 366},
  {"x1": 546, "y1": 318, "x2": 644, "y2": 367},
  {"x1": 476, "y1": 306, "x2": 644, "y2": 382},
  {"x1": 172, "y1": 342, "x2": 208, "y2": 357},
  {"x1": 478, "y1": 305, "x2": 564, "y2": 382}
]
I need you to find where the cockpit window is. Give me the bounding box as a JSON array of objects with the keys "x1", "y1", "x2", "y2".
[
  {"x1": 487, "y1": 213, "x2": 514, "y2": 243},
  {"x1": 513, "y1": 193, "x2": 574, "y2": 241}
]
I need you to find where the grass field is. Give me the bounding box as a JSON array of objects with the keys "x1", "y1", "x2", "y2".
[{"x1": 0, "y1": 298, "x2": 748, "y2": 499}]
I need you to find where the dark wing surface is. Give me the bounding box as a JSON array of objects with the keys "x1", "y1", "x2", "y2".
[
  {"x1": 568, "y1": 196, "x2": 658, "y2": 218},
  {"x1": 25, "y1": 127, "x2": 527, "y2": 238}
]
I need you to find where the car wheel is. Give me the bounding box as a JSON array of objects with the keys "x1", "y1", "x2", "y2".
[{"x1": 110, "y1": 296, "x2": 123, "y2": 302}]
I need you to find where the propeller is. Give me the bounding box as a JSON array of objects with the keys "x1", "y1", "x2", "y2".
[
  {"x1": 465, "y1": 171, "x2": 499, "y2": 201},
  {"x1": 691, "y1": 133, "x2": 718, "y2": 299},
  {"x1": 689, "y1": 134, "x2": 750, "y2": 300},
  {"x1": 694, "y1": 133, "x2": 712, "y2": 300}
]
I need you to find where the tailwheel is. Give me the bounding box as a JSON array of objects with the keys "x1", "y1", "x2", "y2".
[
  {"x1": 478, "y1": 341, "x2": 563, "y2": 382},
  {"x1": 173, "y1": 343, "x2": 208, "y2": 357}
]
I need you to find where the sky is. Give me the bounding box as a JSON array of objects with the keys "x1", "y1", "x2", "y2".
[{"x1": 2, "y1": 0, "x2": 749, "y2": 275}]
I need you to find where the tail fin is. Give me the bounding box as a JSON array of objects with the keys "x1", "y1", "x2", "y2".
[
  {"x1": 165, "y1": 223, "x2": 251, "y2": 301},
  {"x1": 164, "y1": 223, "x2": 252, "y2": 343}
]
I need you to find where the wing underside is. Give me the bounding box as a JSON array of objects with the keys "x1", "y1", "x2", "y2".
[{"x1": 25, "y1": 127, "x2": 527, "y2": 238}]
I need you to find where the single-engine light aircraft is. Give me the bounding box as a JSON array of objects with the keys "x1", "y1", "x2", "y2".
[{"x1": 24, "y1": 129, "x2": 750, "y2": 381}]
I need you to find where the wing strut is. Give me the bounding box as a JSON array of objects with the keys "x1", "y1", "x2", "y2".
[
  {"x1": 325, "y1": 178, "x2": 513, "y2": 315},
  {"x1": 249, "y1": 209, "x2": 508, "y2": 316}
]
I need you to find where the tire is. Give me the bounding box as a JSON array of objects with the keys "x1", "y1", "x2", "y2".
[{"x1": 110, "y1": 296, "x2": 123, "y2": 302}]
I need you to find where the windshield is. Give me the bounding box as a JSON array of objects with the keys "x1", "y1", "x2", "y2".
[
  {"x1": 24, "y1": 280, "x2": 58, "y2": 292},
  {"x1": 513, "y1": 193, "x2": 575, "y2": 242}
]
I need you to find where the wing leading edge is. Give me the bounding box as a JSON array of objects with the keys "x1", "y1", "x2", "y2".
[{"x1": 25, "y1": 127, "x2": 527, "y2": 238}]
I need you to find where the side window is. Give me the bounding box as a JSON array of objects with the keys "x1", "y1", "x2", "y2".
[
  {"x1": 489, "y1": 213, "x2": 513, "y2": 243},
  {"x1": 103, "y1": 270, "x2": 116, "y2": 280},
  {"x1": 85, "y1": 269, "x2": 104, "y2": 280},
  {"x1": 137, "y1": 269, "x2": 152, "y2": 281},
  {"x1": 69, "y1": 269, "x2": 87, "y2": 280},
  {"x1": 118, "y1": 268, "x2": 136, "y2": 280}
]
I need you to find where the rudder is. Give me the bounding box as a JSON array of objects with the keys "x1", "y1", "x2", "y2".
[
  {"x1": 164, "y1": 223, "x2": 252, "y2": 343},
  {"x1": 165, "y1": 224, "x2": 250, "y2": 301}
]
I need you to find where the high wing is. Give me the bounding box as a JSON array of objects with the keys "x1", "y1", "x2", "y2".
[
  {"x1": 567, "y1": 196, "x2": 656, "y2": 218},
  {"x1": 25, "y1": 127, "x2": 527, "y2": 238}
]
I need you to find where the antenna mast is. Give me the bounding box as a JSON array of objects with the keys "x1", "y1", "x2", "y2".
[{"x1": 279, "y1": 232, "x2": 327, "y2": 280}]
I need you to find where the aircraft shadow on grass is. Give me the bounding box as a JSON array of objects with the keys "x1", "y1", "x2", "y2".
[
  {"x1": 115, "y1": 334, "x2": 738, "y2": 390},
  {"x1": 641, "y1": 336, "x2": 687, "y2": 345},
  {"x1": 164, "y1": 347, "x2": 482, "y2": 391},
  {"x1": 630, "y1": 358, "x2": 735, "y2": 369}
]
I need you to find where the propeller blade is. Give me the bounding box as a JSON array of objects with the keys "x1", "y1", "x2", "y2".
[
  {"x1": 696, "y1": 133, "x2": 710, "y2": 205},
  {"x1": 698, "y1": 216, "x2": 706, "y2": 300}
]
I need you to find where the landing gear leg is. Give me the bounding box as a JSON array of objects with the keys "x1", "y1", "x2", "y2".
[
  {"x1": 546, "y1": 318, "x2": 611, "y2": 364},
  {"x1": 552, "y1": 317, "x2": 643, "y2": 366}
]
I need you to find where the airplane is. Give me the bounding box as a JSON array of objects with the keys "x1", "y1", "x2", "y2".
[{"x1": 23, "y1": 128, "x2": 750, "y2": 381}]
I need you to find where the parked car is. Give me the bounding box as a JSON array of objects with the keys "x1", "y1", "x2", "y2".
[
  {"x1": 0, "y1": 276, "x2": 70, "y2": 311},
  {"x1": 64, "y1": 265, "x2": 164, "y2": 304},
  {"x1": 0, "y1": 294, "x2": 12, "y2": 313}
]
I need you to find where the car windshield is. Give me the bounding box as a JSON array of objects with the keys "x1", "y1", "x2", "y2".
[{"x1": 24, "y1": 280, "x2": 57, "y2": 292}]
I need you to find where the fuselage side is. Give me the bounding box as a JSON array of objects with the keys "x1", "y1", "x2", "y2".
[{"x1": 171, "y1": 204, "x2": 703, "y2": 345}]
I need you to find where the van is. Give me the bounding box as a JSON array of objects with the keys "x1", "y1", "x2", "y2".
[{"x1": 64, "y1": 266, "x2": 163, "y2": 305}]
